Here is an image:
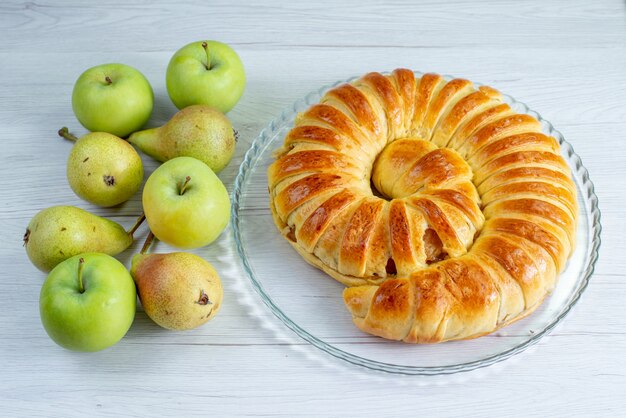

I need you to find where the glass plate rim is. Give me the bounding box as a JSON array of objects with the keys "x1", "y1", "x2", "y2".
[{"x1": 231, "y1": 71, "x2": 602, "y2": 376}]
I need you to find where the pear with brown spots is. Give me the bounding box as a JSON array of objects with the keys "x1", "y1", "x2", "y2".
[
  {"x1": 131, "y1": 252, "x2": 223, "y2": 330},
  {"x1": 24, "y1": 206, "x2": 140, "y2": 272},
  {"x1": 59, "y1": 127, "x2": 143, "y2": 207},
  {"x1": 127, "y1": 105, "x2": 235, "y2": 173}
]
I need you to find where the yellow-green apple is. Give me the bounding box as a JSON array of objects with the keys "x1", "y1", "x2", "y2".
[
  {"x1": 39, "y1": 253, "x2": 137, "y2": 352},
  {"x1": 166, "y1": 40, "x2": 245, "y2": 113},
  {"x1": 142, "y1": 156, "x2": 230, "y2": 248},
  {"x1": 72, "y1": 63, "x2": 154, "y2": 138}
]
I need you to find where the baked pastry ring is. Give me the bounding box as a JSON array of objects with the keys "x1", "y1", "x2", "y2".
[{"x1": 268, "y1": 69, "x2": 577, "y2": 343}]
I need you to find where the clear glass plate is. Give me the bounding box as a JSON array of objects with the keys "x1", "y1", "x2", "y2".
[{"x1": 231, "y1": 72, "x2": 602, "y2": 376}]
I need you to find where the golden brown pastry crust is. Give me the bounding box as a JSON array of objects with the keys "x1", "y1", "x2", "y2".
[{"x1": 268, "y1": 69, "x2": 577, "y2": 343}]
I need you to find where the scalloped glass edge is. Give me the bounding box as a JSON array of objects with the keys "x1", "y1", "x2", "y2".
[{"x1": 231, "y1": 71, "x2": 602, "y2": 376}]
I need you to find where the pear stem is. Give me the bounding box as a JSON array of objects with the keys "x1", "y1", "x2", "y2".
[
  {"x1": 179, "y1": 176, "x2": 191, "y2": 195},
  {"x1": 77, "y1": 257, "x2": 85, "y2": 293},
  {"x1": 140, "y1": 231, "x2": 155, "y2": 255},
  {"x1": 202, "y1": 41, "x2": 211, "y2": 70},
  {"x1": 58, "y1": 127, "x2": 79, "y2": 142},
  {"x1": 127, "y1": 213, "x2": 146, "y2": 238}
]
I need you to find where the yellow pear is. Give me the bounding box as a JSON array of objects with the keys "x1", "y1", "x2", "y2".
[
  {"x1": 131, "y1": 251, "x2": 223, "y2": 330},
  {"x1": 24, "y1": 206, "x2": 144, "y2": 272},
  {"x1": 59, "y1": 127, "x2": 143, "y2": 207},
  {"x1": 127, "y1": 105, "x2": 235, "y2": 173}
]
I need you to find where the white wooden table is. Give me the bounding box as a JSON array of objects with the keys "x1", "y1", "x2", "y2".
[{"x1": 1, "y1": 0, "x2": 625, "y2": 415}]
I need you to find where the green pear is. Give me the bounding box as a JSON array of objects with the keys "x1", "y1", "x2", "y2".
[
  {"x1": 130, "y1": 251, "x2": 223, "y2": 330},
  {"x1": 24, "y1": 206, "x2": 144, "y2": 272},
  {"x1": 59, "y1": 127, "x2": 144, "y2": 207},
  {"x1": 127, "y1": 105, "x2": 235, "y2": 173}
]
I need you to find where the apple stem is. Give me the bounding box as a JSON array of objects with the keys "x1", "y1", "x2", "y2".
[
  {"x1": 202, "y1": 41, "x2": 211, "y2": 70},
  {"x1": 127, "y1": 212, "x2": 146, "y2": 238},
  {"x1": 105, "y1": 76, "x2": 113, "y2": 85},
  {"x1": 179, "y1": 176, "x2": 191, "y2": 195},
  {"x1": 58, "y1": 127, "x2": 79, "y2": 142},
  {"x1": 140, "y1": 231, "x2": 155, "y2": 255},
  {"x1": 77, "y1": 257, "x2": 85, "y2": 294}
]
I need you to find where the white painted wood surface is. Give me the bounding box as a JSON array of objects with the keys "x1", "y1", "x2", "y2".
[{"x1": 1, "y1": 0, "x2": 625, "y2": 415}]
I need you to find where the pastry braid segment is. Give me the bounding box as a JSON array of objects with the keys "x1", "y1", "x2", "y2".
[
  {"x1": 388, "y1": 199, "x2": 427, "y2": 277},
  {"x1": 338, "y1": 198, "x2": 386, "y2": 277},
  {"x1": 392, "y1": 148, "x2": 472, "y2": 197},
  {"x1": 483, "y1": 198, "x2": 576, "y2": 250},
  {"x1": 419, "y1": 185, "x2": 484, "y2": 229},
  {"x1": 345, "y1": 277, "x2": 418, "y2": 341},
  {"x1": 269, "y1": 69, "x2": 578, "y2": 343},
  {"x1": 407, "y1": 197, "x2": 471, "y2": 259},
  {"x1": 430, "y1": 89, "x2": 503, "y2": 148},
  {"x1": 268, "y1": 149, "x2": 361, "y2": 186},
  {"x1": 356, "y1": 72, "x2": 404, "y2": 140},
  {"x1": 447, "y1": 103, "x2": 513, "y2": 151},
  {"x1": 482, "y1": 216, "x2": 569, "y2": 272},
  {"x1": 421, "y1": 78, "x2": 475, "y2": 141},
  {"x1": 296, "y1": 189, "x2": 359, "y2": 252},
  {"x1": 272, "y1": 173, "x2": 347, "y2": 222},
  {"x1": 472, "y1": 234, "x2": 549, "y2": 310},
  {"x1": 389, "y1": 69, "x2": 418, "y2": 135},
  {"x1": 473, "y1": 149, "x2": 571, "y2": 186},
  {"x1": 482, "y1": 181, "x2": 577, "y2": 219},
  {"x1": 323, "y1": 84, "x2": 384, "y2": 145},
  {"x1": 420, "y1": 191, "x2": 483, "y2": 249},
  {"x1": 459, "y1": 114, "x2": 543, "y2": 159},
  {"x1": 431, "y1": 257, "x2": 500, "y2": 341},
  {"x1": 468, "y1": 132, "x2": 560, "y2": 169},
  {"x1": 478, "y1": 166, "x2": 574, "y2": 202},
  {"x1": 412, "y1": 74, "x2": 446, "y2": 137},
  {"x1": 372, "y1": 138, "x2": 437, "y2": 198},
  {"x1": 296, "y1": 104, "x2": 376, "y2": 155}
]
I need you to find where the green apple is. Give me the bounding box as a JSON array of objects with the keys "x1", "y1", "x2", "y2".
[
  {"x1": 143, "y1": 156, "x2": 230, "y2": 248},
  {"x1": 166, "y1": 40, "x2": 245, "y2": 113},
  {"x1": 72, "y1": 63, "x2": 154, "y2": 138},
  {"x1": 39, "y1": 253, "x2": 137, "y2": 352}
]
